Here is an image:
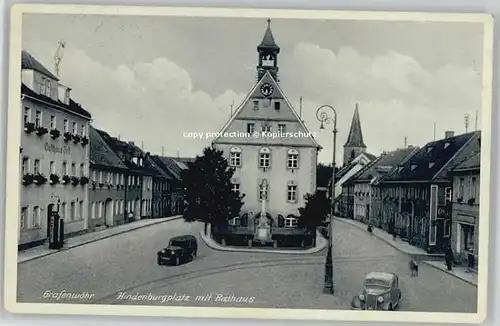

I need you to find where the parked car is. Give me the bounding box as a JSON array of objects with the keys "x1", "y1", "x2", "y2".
[
  {"x1": 351, "y1": 272, "x2": 401, "y2": 310},
  {"x1": 157, "y1": 235, "x2": 198, "y2": 266}
]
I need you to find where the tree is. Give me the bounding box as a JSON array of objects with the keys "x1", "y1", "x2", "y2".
[
  {"x1": 297, "y1": 191, "x2": 330, "y2": 230},
  {"x1": 181, "y1": 146, "x2": 245, "y2": 235}
]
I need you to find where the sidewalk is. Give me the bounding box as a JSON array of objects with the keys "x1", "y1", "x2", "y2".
[
  {"x1": 334, "y1": 217, "x2": 477, "y2": 286},
  {"x1": 18, "y1": 215, "x2": 182, "y2": 263},
  {"x1": 200, "y1": 226, "x2": 327, "y2": 255}
]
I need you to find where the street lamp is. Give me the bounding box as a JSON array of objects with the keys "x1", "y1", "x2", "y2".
[{"x1": 316, "y1": 104, "x2": 337, "y2": 295}]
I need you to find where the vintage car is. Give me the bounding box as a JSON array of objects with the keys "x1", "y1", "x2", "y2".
[
  {"x1": 351, "y1": 272, "x2": 402, "y2": 310},
  {"x1": 157, "y1": 235, "x2": 198, "y2": 266}
]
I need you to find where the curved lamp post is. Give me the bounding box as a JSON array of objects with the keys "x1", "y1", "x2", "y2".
[{"x1": 316, "y1": 104, "x2": 338, "y2": 294}]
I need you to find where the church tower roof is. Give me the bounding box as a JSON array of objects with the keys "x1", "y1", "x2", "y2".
[
  {"x1": 344, "y1": 104, "x2": 367, "y2": 148},
  {"x1": 258, "y1": 19, "x2": 280, "y2": 50}
]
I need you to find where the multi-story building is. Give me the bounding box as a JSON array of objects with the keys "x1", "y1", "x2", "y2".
[
  {"x1": 347, "y1": 146, "x2": 418, "y2": 224},
  {"x1": 88, "y1": 126, "x2": 128, "y2": 229},
  {"x1": 143, "y1": 155, "x2": 171, "y2": 218},
  {"x1": 211, "y1": 19, "x2": 319, "y2": 243},
  {"x1": 450, "y1": 152, "x2": 480, "y2": 271},
  {"x1": 377, "y1": 131, "x2": 480, "y2": 253},
  {"x1": 19, "y1": 51, "x2": 91, "y2": 248},
  {"x1": 152, "y1": 156, "x2": 187, "y2": 216}
]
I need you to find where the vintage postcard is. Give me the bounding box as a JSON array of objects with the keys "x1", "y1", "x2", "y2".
[{"x1": 3, "y1": 3, "x2": 494, "y2": 324}]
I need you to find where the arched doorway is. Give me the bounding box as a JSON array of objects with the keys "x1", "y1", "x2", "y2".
[
  {"x1": 104, "y1": 198, "x2": 114, "y2": 227},
  {"x1": 134, "y1": 198, "x2": 140, "y2": 220},
  {"x1": 46, "y1": 203, "x2": 54, "y2": 239},
  {"x1": 141, "y1": 199, "x2": 146, "y2": 216}
]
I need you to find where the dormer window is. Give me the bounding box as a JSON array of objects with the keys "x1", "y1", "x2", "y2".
[
  {"x1": 259, "y1": 147, "x2": 271, "y2": 168},
  {"x1": 40, "y1": 77, "x2": 51, "y2": 96},
  {"x1": 429, "y1": 162, "x2": 435, "y2": 168},
  {"x1": 229, "y1": 147, "x2": 242, "y2": 167},
  {"x1": 444, "y1": 142, "x2": 450, "y2": 149},
  {"x1": 287, "y1": 149, "x2": 299, "y2": 169},
  {"x1": 411, "y1": 164, "x2": 418, "y2": 171}
]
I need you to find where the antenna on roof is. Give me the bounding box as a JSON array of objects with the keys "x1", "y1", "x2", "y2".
[
  {"x1": 464, "y1": 113, "x2": 470, "y2": 133},
  {"x1": 433, "y1": 122, "x2": 436, "y2": 141},
  {"x1": 230, "y1": 100, "x2": 235, "y2": 116},
  {"x1": 177, "y1": 150, "x2": 180, "y2": 159},
  {"x1": 475, "y1": 111, "x2": 478, "y2": 131},
  {"x1": 161, "y1": 146, "x2": 164, "y2": 156},
  {"x1": 404, "y1": 136, "x2": 407, "y2": 148},
  {"x1": 54, "y1": 40, "x2": 66, "y2": 77},
  {"x1": 299, "y1": 96, "x2": 303, "y2": 120},
  {"x1": 141, "y1": 141, "x2": 144, "y2": 150}
]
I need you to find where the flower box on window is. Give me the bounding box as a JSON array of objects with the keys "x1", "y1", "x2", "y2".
[
  {"x1": 24, "y1": 122, "x2": 35, "y2": 133},
  {"x1": 22, "y1": 173, "x2": 34, "y2": 186},
  {"x1": 63, "y1": 132, "x2": 72, "y2": 142},
  {"x1": 80, "y1": 176, "x2": 89, "y2": 185},
  {"x1": 62, "y1": 175, "x2": 71, "y2": 184},
  {"x1": 71, "y1": 176, "x2": 80, "y2": 186},
  {"x1": 81, "y1": 137, "x2": 89, "y2": 146},
  {"x1": 49, "y1": 174, "x2": 60, "y2": 185},
  {"x1": 33, "y1": 174, "x2": 47, "y2": 185},
  {"x1": 92, "y1": 182, "x2": 96, "y2": 190},
  {"x1": 107, "y1": 184, "x2": 113, "y2": 189},
  {"x1": 457, "y1": 197, "x2": 463, "y2": 203},
  {"x1": 467, "y1": 197, "x2": 476, "y2": 205},
  {"x1": 72, "y1": 134, "x2": 81, "y2": 144},
  {"x1": 35, "y1": 127, "x2": 48, "y2": 136},
  {"x1": 99, "y1": 183, "x2": 104, "y2": 188},
  {"x1": 50, "y1": 129, "x2": 61, "y2": 139}
]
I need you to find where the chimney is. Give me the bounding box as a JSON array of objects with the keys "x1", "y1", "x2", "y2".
[
  {"x1": 128, "y1": 141, "x2": 135, "y2": 146},
  {"x1": 445, "y1": 131, "x2": 455, "y2": 139}
]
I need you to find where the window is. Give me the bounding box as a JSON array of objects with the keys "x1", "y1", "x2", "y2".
[
  {"x1": 42, "y1": 78, "x2": 51, "y2": 96},
  {"x1": 259, "y1": 181, "x2": 269, "y2": 200},
  {"x1": 287, "y1": 149, "x2": 299, "y2": 169},
  {"x1": 121, "y1": 174, "x2": 124, "y2": 185},
  {"x1": 71, "y1": 162, "x2": 76, "y2": 176},
  {"x1": 444, "y1": 219, "x2": 451, "y2": 238},
  {"x1": 98, "y1": 202, "x2": 103, "y2": 218},
  {"x1": 259, "y1": 147, "x2": 271, "y2": 168},
  {"x1": 115, "y1": 173, "x2": 120, "y2": 184},
  {"x1": 31, "y1": 206, "x2": 40, "y2": 228},
  {"x1": 80, "y1": 163, "x2": 85, "y2": 177},
  {"x1": 471, "y1": 177, "x2": 477, "y2": 199},
  {"x1": 24, "y1": 107, "x2": 31, "y2": 124},
  {"x1": 445, "y1": 187, "x2": 452, "y2": 203},
  {"x1": 20, "y1": 206, "x2": 27, "y2": 229},
  {"x1": 91, "y1": 170, "x2": 96, "y2": 182},
  {"x1": 261, "y1": 124, "x2": 271, "y2": 133},
  {"x1": 232, "y1": 183, "x2": 240, "y2": 192},
  {"x1": 274, "y1": 101, "x2": 281, "y2": 111},
  {"x1": 50, "y1": 115, "x2": 56, "y2": 130},
  {"x1": 81, "y1": 124, "x2": 86, "y2": 137},
  {"x1": 91, "y1": 202, "x2": 96, "y2": 219},
  {"x1": 100, "y1": 171, "x2": 103, "y2": 183},
  {"x1": 22, "y1": 157, "x2": 29, "y2": 175},
  {"x1": 62, "y1": 162, "x2": 67, "y2": 175},
  {"x1": 63, "y1": 119, "x2": 69, "y2": 132},
  {"x1": 33, "y1": 159, "x2": 40, "y2": 175},
  {"x1": 120, "y1": 200, "x2": 124, "y2": 213},
  {"x1": 61, "y1": 202, "x2": 67, "y2": 221},
  {"x1": 253, "y1": 100, "x2": 259, "y2": 110},
  {"x1": 70, "y1": 201, "x2": 76, "y2": 221},
  {"x1": 285, "y1": 215, "x2": 298, "y2": 228},
  {"x1": 247, "y1": 123, "x2": 255, "y2": 134},
  {"x1": 229, "y1": 147, "x2": 242, "y2": 167},
  {"x1": 35, "y1": 110, "x2": 42, "y2": 128},
  {"x1": 458, "y1": 178, "x2": 465, "y2": 198},
  {"x1": 287, "y1": 182, "x2": 298, "y2": 202},
  {"x1": 72, "y1": 122, "x2": 77, "y2": 135},
  {"x1": 278, "y1": 124, "x2": 286, "y2": 133},
  {"x1": 49, "y1": 161, "x2": 55, "y2": 174}
]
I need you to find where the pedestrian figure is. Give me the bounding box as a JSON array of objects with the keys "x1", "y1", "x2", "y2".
[
  {"x1": 409, "y1": 259, "x2": 419, "y2": 276},
  {"x1": 445, "y1": 244, "x2": 455, "y2": 271},
  {"x1": 367, "y1": 224, "x2": 373, "y2": 234}
]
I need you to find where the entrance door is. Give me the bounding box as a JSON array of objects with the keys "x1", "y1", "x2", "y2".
[
  {"x1": 134, "y1": 199, "x2": 140, "y2": 220},
  {"x1": 105, "y1": 199, "x2": 114, "y2": 226}
]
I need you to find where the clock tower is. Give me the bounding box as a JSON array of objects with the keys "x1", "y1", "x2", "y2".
[{"x1": 257, "y1": 19, "x2": 280, "y2": 81}]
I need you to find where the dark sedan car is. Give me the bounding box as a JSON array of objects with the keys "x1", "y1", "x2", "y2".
[
  {"x1": 157, "y1": 235, "x2": 198, "y2": 266},
  {"x1": 351, "y1": 272, "x2": 402, "y2": 310}
]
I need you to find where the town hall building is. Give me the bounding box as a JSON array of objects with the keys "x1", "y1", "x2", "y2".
[{"x1": 212, "y1": 19, "x2": 319, "y2": 246}]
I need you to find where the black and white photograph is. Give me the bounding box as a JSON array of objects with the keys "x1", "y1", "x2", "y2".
[{"x1": 3, "y1": 4, "x2": 494, "y2": 323}]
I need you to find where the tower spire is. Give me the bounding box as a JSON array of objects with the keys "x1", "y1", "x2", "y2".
[
  {"x1": 256, "y1": 19, "x2": 280, "y2": 81},
  {"x1": 344, "y1": 103, "x2": 366, "y2": 148}
]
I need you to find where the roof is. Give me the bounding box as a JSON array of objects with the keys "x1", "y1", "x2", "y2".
[
  {"x1": 365, "y1": 272, "x2": 396, "y2": 282},
  {"x1": 170, "y1": 235, "x2": 197, "y2": 241},
  {"x1": 380, "y1": 132, "x2": 477, "y2": 183},
  {"x1": 344, "y1": 104, "x2": 367, "y2": 148},
  {"x1": 151, "y1": 155, "x2": 186, "y2": 181},
  {"x1": 21, "y1": 83, "x2": 92, "y2": 119},
  {"x1": 258, "y1": 19, "x2": 279, "y2": 50},
  {"x1": 89, "y1": 127, "x2": 128, "y2": 169},
  {"x1": 364, "y1": 152, "x2": 377, "y2": 160},
  {"x1": 350, "y1": 147, "x2": 418, "y2": 183},
  {"x1": 454, "y1": 152, "x2": 480, "y2": 172},
  {"x1": 21, "y1": 50, "x2": 59, "y2": 80}
]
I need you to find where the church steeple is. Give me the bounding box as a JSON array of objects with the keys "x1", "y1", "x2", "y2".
[
  {"x1": 257, "y1": 19, "x2": 280, "y2": 81},
  {"x1": 343, "y1": 103, "x2": 367, "y2": 165}
]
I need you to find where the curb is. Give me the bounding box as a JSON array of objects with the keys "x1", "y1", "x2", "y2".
[
  {"x1": 422, "y1": 261, "x2": 478, "y2": 287},
  {"x1": 18, "y1": 216, "x2": 183, "y2": 263},
  {"x1": 199, "y1": 230, "x2": 327, "y2": 255},
  {"x1": 333, "y1": 217, "x2": 443, "y2": 259}
]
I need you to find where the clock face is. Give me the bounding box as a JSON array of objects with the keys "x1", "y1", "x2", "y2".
[{"x1": 260, "y1": 83, "x2": 274, "y2": 97}]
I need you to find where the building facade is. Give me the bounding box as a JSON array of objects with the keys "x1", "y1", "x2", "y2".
[
  {"x1": 378, "y1": 131, "x2": 480, "y2": 253},
  {"x1": 19, "y1": 51, "x2": 91, "y2": 248},
  {"x1": 212, "y1": 20, "x2": 319, "y2": 238},
  {"x1": 450, "y1": 152, "x2": 480, "y2": 271},
  {"x1": 88, "y1": 126, "x2": 128, "y2": 229}
]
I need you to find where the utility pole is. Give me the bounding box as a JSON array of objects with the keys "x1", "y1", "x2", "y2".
[
  {"x1": 404, "y1": 136, "x2": 407, "y2": 148},
  {"x1": 475, "y1": 111, "x2": 478, "y2": 131},
  {"x1": 465, "y1": 113, "x2": 470, "y2": 133},
  {"x1": 230, "y1": 100, "x2": 234, "y2": 116},
  {"x1": 299, "y1": 96, "x2": 303, "y2": 120},
  {"x1": 141, "y1": 141, "x2": 144, "y2": 150},
  {"x1": 433, "y1": 123, "x2": 436, "y2": 141}
]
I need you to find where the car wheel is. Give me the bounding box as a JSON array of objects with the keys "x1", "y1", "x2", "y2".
[
  {"x1": 157, "y1": 257, "x2": 163, "y2": 266},
  {"x1": 191, "y1": 253, "x2": 196, "y2": 261},
  {"x1": 389, "y1": 303, "x2": 394, "y2": 311}
]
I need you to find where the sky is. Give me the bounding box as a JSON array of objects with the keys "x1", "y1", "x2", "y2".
[{"x1": 21, "y1": 13, "x2": 485, "y2": 163}]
